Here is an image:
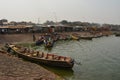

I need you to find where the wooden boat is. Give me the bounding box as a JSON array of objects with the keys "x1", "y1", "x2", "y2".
[
  {"x1": 115, "y1": 33, "x2": 120, "y2": 37},
  {"x1": 71, "y1": 35, "x2": 79, "y2": 40},
  {"x1": 36, "y1": 40, "x2": 43, "y2": 45},
  {"x1": 59, "y1": 35, "x2": 67, "y2": 40},
  {"x1": 115, "y1": 34, "x2": 120, "y2": 36},
  {"x1": 43, "y1": 34, "x2": 55, "y2": 48},
  {"x1": 44, "y1": 41, "x2": 54, "y2": 48},
  {"x1": 93, "y1": 34, "x2": 102, "y2": 38},
  {"x1": 5, "y1": 44, "x2": 74, "y2": 68},
  {"x1": 66, "y1": 35, "x2": 72, "y2": 40},
  {"x1": 80, "y1": 36, "x2": 93, "y2": 40}
]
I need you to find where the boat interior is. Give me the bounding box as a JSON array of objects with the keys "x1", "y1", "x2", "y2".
[{"x1": 10, "y1": 44, "x2": 72, "y2": 62}]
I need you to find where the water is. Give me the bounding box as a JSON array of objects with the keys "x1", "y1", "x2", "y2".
[{"x1": 20, "y1": 35, "x2": 120, "y2": 80}]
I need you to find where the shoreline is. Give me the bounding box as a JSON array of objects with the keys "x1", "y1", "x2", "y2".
[
  {"x1": 0, "y1": 52, "x2": 63, "y2": 80},
  {"x1": 0, "y1": 33, "x2": 66, "y2": 80},
  {"x1": 0, "y1": 31, "x2": 113, "y2": 80},
  {"x1": 0, "y1": 31, "x2": 113, "y2": 44}
]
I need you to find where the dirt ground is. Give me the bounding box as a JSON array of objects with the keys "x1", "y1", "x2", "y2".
[
  {"x1": 0, "y1": 52, "x2": 63, "y2": 80},
  {"x1": 0, "y1": 33, "x2": 38, "y2": 44}
]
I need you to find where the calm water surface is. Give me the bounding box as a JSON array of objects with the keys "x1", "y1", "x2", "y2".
[{"x1": 22, "y1": 35, "x2": 120, "y2": 80}]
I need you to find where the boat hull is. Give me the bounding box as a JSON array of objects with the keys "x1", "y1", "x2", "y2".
[
  {"x1": 80, "y1": 37, "x2": 93, "y2": 40},
  {"x1": 5, "y1": 44, "x2": 74, "y2": 68},
  {"x1": 15, "y1": 51, "x2": 73, "y2": 68},
  {"x1": 115, "y1": 34, "x2": 120, "y2": 37},
  {"x1": 71, "y1": 35, "x2": 80, "y2": 40}
]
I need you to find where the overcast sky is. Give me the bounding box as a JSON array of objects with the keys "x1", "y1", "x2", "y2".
[{"x1": 0, "y1": 0, "x2": 120, "y2": 24}]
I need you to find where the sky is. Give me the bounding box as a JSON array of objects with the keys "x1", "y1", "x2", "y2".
[{"x1": 0, "y1": 0, "x2": 120, "y2": 24}]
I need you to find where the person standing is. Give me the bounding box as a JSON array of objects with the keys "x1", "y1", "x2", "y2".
[{"x1": 33, "y1": 34, "x2": 36, "y2": 41}]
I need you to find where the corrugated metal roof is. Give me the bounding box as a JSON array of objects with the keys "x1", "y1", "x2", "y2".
[
  {"x1": 0, "y1": 26, "x2": 9, "y2": 28},
  {"x1": 8, "y1": 26, "x2": 26, "y2": 29},
  {"x1": 0, "y1": 25, "x2": 33, "y2": 29}
]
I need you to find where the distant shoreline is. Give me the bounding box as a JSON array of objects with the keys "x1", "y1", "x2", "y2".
[{"x1": 0, "y1": 31, "x2": 113, "y2": 45}]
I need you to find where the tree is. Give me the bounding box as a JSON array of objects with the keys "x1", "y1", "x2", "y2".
[
  {"x1": 60, "y1": 20, "x2": 68, "y2": 25},
  {"x1": 44, "y1": 20, "x2": 55, "y2": 25}
]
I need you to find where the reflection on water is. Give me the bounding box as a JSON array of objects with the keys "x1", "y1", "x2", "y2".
[
  {"x1": 41, "y1": 64, "x2": 74, "y2": 79},
  {"x1": 19, "y1": 35, "x2": 120, "y2": 80}
]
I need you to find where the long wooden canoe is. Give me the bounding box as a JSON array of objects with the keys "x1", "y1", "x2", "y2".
[
  {"x1": 115, "y1": 33, "x2": 120, "y2": 37},
  {"x1": 5, "y1": 44, "x2": 74, "y2": 68},
  {"x1": 80, "y1": 36, "x2": 93, "y2": 40},
  {"x1": 71, "y1": 35, "x2": 80, "y2": 40}
]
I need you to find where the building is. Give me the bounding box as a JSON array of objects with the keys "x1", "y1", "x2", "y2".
[
  {"x1": 0, "y1": 19, "x2": 8, "y2": 26},
  {"x1": 0, "y1": 25, "x2": 33, "y2": 34}
]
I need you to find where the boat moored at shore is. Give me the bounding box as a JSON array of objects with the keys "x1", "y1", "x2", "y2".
[
  {"x1": 115, "y1": 33, "x2": 120, "y2": 37},
  {"x1": 5, "y1": 44, "x2": 74, "y2": 68}
]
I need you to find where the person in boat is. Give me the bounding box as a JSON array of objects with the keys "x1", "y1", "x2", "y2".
[
  {"x1": 6, "y1": 44, "x2": 17, "y2": 54},
  {"x1": 44, "y1": 39, "x2": 47, "y2": 45},
  {"x1": 36, "y1": 35, "x2": 45, "y2": 45},
  {"x1": 38, "y1": 36, "x2": 42, "y2": 40},
  {"x1": 7, "y1": 46, "x2": 11, "y2": 53}
]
